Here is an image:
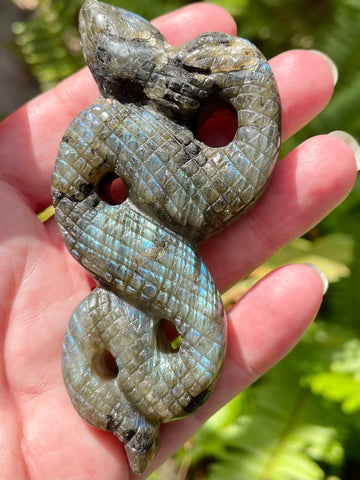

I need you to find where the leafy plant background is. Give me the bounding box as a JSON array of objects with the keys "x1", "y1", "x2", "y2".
[{"x1": 5, "y1": 0, "x2": 360, "y2": 479}]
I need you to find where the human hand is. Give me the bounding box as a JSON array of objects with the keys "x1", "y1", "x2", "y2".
[{"x1": 0, "y1": 3, "x2": 358, "y2": 479}]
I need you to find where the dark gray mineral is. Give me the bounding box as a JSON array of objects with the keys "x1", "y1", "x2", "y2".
[{"x1": 51, "y1": 0, "x2": 281, "y2": 474}]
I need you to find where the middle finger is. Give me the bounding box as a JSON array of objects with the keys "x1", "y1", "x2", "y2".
[{"x1": 201, "y1": 133, "x2": 357, "y2": 292}]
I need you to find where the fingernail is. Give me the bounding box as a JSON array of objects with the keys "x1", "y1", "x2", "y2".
[
  {"x1": 309, "y1": 50, "x2": 338, "y2": 86},
  {"x1": 329, "y1": 131, "x2": 360, "y2": 171},
  {"x1": 302, "y1": 263, "x2": 329, "y2": 295}
]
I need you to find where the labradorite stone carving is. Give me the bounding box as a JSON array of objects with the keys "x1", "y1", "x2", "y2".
[{"x1": 51, "y1": 0, "x2": 281, "y2": 474}]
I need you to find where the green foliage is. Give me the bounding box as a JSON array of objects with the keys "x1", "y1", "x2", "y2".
[
  {"x1": 12, "y1": 0, "x2": 191, "y2": 90},
  {"x1": 223, "y1": 231, "x2": 356, "y2": 308},
  {"x1": 12, "y1": 0, "x2": 85, "y2": 90},
  {"x1": 168, "y1": 327, "x2": 359, "y2": 480},
  {"x1": 205, "y1": 373, "x2": 343, "y2": 480},
  {"x1": 302, "y1": 339, "x2": 360, "y2": 414},
  {"x1": 266, "y1": 233, "x2": 354, "y2": 282},
  {"x1": 9, "y1": 0, "x2": 360, "y2": 479}
]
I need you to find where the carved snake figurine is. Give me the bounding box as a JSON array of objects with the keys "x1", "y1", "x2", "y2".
[{"x1": 51, "y1": 0, "x2": 281, "y2": 474}]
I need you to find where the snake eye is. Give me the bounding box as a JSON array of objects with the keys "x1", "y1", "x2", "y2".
[
  {"x1": 96, "y1": 173, "x2": 128, "y2": 205},
  {"x1": 196, "y1": 98, "x2": 237, "y2": 147}
]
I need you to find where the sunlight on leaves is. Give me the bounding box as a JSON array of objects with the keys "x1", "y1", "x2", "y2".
[
  {"x1": 203, "y1": 362, "x2": 344, "y2": 480},
  {"x1": 302, "y1": 340, "x2": 360, "y2": 414},
  {"x1": 222, "y1": 234, "x2": 354, "y2": 311}
]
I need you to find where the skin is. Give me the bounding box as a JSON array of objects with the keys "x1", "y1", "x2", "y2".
[{"x1": 0, "y1": 2, "x2": 357, "y2": 479}]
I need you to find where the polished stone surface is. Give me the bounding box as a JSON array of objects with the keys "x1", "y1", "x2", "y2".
[{"x1": 52, "y1": 0, "x2": 281, "y2": 473}]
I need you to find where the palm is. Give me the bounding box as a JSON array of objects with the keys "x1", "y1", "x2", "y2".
[
  {"x1": 0, "y1": 4, "x2": 357, "y2": 480},
  {"x1": 0, "y1": 192, "x2": 125, "y2": 478}
]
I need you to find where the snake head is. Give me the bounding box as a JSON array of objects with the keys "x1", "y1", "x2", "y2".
[{"x1": 79, "y1": 0, "x2": 166, "y2": 101}]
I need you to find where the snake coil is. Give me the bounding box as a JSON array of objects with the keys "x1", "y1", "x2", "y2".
[{"x1": 51, "y1": 0, "x2": 281, "y2": 474}]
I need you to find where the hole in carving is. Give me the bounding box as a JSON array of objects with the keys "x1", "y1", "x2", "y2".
[
  {"x1": 92, "y1": 349, "x2": 119, "y2": 379},
  {"x1": 88, "y1": 276, "x2": 97, "y2": 291},
  {"x1": 157, "y1": 319, "x2": 181, "y2": 353},
  {"x1": 97, "y1": 173, "x2": 128, "y2": 205},
  {"x1": 196, "y1": 98, "x2": 238, "y2": 147}
]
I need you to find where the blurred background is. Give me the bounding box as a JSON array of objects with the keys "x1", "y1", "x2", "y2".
[{"x1": 1, "y1": 1, "x2": 359, "y2": 479}]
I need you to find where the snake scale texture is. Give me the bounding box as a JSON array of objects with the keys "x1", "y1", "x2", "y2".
[{"x1": 51, "y1": 0, "x2": 281, "y2": 474}]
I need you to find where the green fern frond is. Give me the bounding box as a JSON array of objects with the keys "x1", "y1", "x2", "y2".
[
  {"x1": 182, "y1": 329, "x2": 359, "y2": 480},
  {"x1": 204, "y1": 361, "x2": 344, "y2": 480},
  {"x1": 302, "y1": 340, "x2": 360, "y2": 414},
  {"x1": 331, "y1": 339, "x2": 360, "y2": 376},
  {"x1": 303, "y1": 372, "x2": 360, "y2": 414},
  {"x1": 179, "y1": 392, "x2": 251, "y2": 466}
]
